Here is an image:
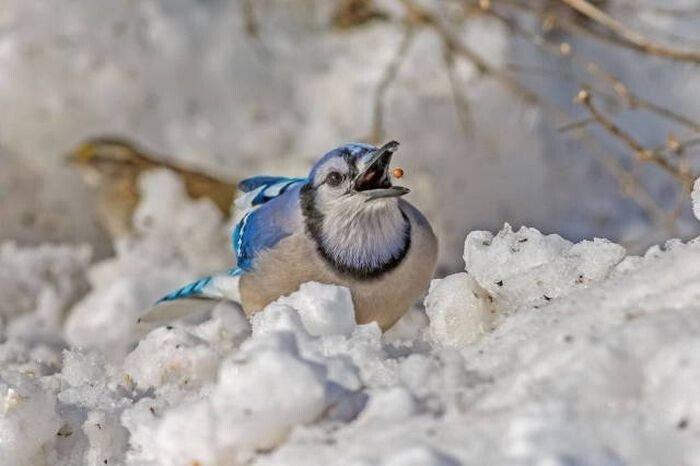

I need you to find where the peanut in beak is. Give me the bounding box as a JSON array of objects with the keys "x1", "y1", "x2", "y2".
[{"x1": 392, "y1": 167, "x2": 404, "y2": 179}]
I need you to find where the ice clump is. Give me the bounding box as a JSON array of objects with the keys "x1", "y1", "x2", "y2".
[
  {"x1": 278, "y1": 282, "x2": 357, "y2": 337},
  {"x1": 425, "y1": 224, "x2": 626, "y2": 347},
  {"x1": 424, "y1": 272, "x2": 496, "y2": 347},
  {"x1": 123, "y1": 326, "x2": 219, "y2": 394},
  {"x1": 0, "y1": 373, "x2": 61, "y2": 466},
  {"x1": 0, "y1": 242, "x2": 91, "y2": 340},
  {"x1": 463, "y1": 224, "x2": 626, "y2": 313},
  {"x1": 141, "y1": 331, "x2": 355, "y2": 465}
]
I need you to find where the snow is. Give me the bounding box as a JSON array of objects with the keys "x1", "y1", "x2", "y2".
[
  {"x1": 278, "y1": 282, "x2": 357, "y2": 337},
  {"x1": 693, "y1": 177, "x2": 700, "y2": 221},
  {"x1": 1, "y1": 171, "x2": 700, "y2": 465}
]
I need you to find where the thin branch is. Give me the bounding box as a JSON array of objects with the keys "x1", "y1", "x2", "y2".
[
  {"x1": 400, "y1": 0, "x2": 544, "y2": 109},
  {"x1": 370, "y1": 24, "x2": 415, "y2": 144},
  {"x1": 242, "y1": 0, "x2": 260, "y2": 38},
  {"x1": 485, "y1": 5, "x2": 700, "y2": 133},
  {"x1": 575, "y1": 89, "x2": 696, "y2": 190},
  {"x1": 558, "y1": 0, "x2": 700, "y2": 63},
  {"x1": 558, "y1": 117, "x2": 595, "y2": 133},
  {"x1": 442, "y1": 43, "x2": 475, "y2": 138}
]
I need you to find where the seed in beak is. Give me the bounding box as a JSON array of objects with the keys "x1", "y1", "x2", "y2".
[{"x1": 392, "y1": 167, "x2": 404, "y2": 179}]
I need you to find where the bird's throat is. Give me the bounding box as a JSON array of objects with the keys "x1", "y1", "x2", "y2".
[{"x1": 300, "y1": 184, "x2": 411, "y2": 280}]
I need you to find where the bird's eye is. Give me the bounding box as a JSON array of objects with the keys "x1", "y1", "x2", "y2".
[{"x1": 326, "y1": 171, "x2": 343, "y2": 187}]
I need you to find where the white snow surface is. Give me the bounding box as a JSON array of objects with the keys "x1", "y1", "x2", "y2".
[{"x1": 1, "y1": 175, "x2": 700, "y2": 466}]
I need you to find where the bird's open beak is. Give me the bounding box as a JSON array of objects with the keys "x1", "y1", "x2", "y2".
[{"x1": 353, "y1": 140, "x2": 410, "y2": 201}]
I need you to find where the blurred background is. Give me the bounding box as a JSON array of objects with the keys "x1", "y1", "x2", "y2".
[{"x1": 1, "y1": 0, "x2": 699, "y2": 272}]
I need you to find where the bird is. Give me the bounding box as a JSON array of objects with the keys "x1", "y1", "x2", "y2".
[
  {"x1": 146, "y1": 141, "x2": 438, "y2": 331},
  {"x1": 68, "y1": 137, "x2": 237, "y2": 239}
]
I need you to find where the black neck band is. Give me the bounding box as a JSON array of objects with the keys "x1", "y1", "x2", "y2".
[{"x1": 300, "y1": 183, "x2": 411, "y2": 280}]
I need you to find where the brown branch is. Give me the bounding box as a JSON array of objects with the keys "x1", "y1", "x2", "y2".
[
  {"x1": 485, "y1": 5, "x2": 700, "y2": 133},
  {"x1": 402, "y1": 0, "x2": 693, "y2": 236},
  {"x1": 400, "y1": 0, "x2": 543, "y2": 109},
  {"x1": 242, "y1": 0, "x2": 260, "y2": 38},
  {"x1": 557, "y1": 117, "x2": 595, "y2": 133},
  {"x1": 575, "y1": 89, "x2": 696, "y2": 190},
  {"x1": 442, "y1": 43, "x2": 475, "y2": 138},
  {"x1": 558, "y1": 0, "x2": 700, "y2": 63}
]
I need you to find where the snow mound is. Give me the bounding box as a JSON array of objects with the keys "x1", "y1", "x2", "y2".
[
  {"x1": 0, "y1": 372, "x2": 61, "y2": 466},
  {"x1": 2, "y1": 173, "x2": 700, "y2": 465},
  {"x1": 426, "y1": 224, "x2": 625, "y2": 347},
  {"x1": 277, "y1": 282, "x2": 357, "y2": 337},
  {"x1": 0, "y1": 242, "x2": 91, "y2": 341},
  {"x1": 464, "y1": 224, "x2": 626, "y2": 313},
  {"x1": 424, "y1": 272, "x2": 496, "y2": 347}
]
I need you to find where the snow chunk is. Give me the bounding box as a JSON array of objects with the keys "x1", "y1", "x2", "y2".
[
  {"x1": 0, "y1": 372, "x2": 61, "y2": 466},
  {"x1": 644, "y1": 339, "x2": 700, "y2": 433},
  {"x1": 279, "y1": 282, "x2": 357, "y2": 337},
  {"x1": 123, "y1": 326, "x2": 218, "y2": 393},
  {"x1": 190, "y1": 301, "x2": 251, "y2": 354},
  {"x1": 0, "y1": 242, "x2": 90, "y2": 339},
  {"x1": 211, "y1": 333, "x2": 328, "y2": 451},
  {"x1": 81, "y1": 410, "x2": 128, "y2": 466},
  {"x1": 251, "y1": 302, "x2": 311, "y2": 340},
  {"x1": 357, "y1": 387, "x2": 417, "y2": 424},
  {"x1": 154, "y1": 401, "x2": 218, "y2": 466},
  {"x1": 425, "y1": 273, "x2": 497, "y2": 347},
  {"x1": 383, "y1": 446, "x2": 460, "y2": 466},
  {"x1": 464, "y1": 224, "x2": 625, "y2": 313}
]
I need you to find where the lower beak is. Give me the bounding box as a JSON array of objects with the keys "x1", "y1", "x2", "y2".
[
  {"x1": 353, "y1": 141, "x2": 410, "y2": 201},
  {"x1": 361, "y1": 186, "x2": 410, "y2": 201}
]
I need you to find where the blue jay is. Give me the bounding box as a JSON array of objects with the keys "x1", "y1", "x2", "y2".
[{"x1": 146, "y1": 141, "x2": 438, "y2": 330}]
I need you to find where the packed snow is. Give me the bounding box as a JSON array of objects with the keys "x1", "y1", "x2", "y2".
[{"x1": 0, "y1": 175, "x2": 699, "y2": 466}]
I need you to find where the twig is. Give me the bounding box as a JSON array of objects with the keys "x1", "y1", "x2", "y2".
[
  {"x1": 370, "y1": 24, "x2": 415, "y2": 144},
  {"x1": 557, "y1": 117, "x2": 595, "y2": 133},
  {"x1": 400, "y1": 0, "x2": 543, "y2": 109},
  {"x1": 575, "y1": 89, "x2": 695, "y2": 190},
  {"x1": 486, "y1": 6, "x2": 700, "y2": 133},
  {"x1": 558, "y1": 0, "x2": 700, "y2": 63},
  {"x1": 442, "y1": 43, "x2": 475, "y2": 138},
  {"x1": 242, "y1": 0, "x2": 260, "y2": 38}
]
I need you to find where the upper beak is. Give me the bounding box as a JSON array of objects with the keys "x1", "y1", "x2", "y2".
[{"x1": 353, "y1": 140, "x2": 410, "y2": 201}]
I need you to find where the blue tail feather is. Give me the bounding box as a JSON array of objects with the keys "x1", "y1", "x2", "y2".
[
  {"x1": 157, "y1": 268, "x2": 244, "y2": 304},
  {"x1": 158, "y1": 276, "x2": 212, "y2": 303}
]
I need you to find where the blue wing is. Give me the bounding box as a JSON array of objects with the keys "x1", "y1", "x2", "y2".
[
  {"x1": 156, "y1": 175, "x2": 306, "y2": 306},
  {"x1": 233, "y1": 177, "x2": 306, "y2": 271},
  {"x1": 237, "y1": 176, "x2": 306, "y2": 208}
]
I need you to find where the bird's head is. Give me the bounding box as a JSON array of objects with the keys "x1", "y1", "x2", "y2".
[
  {"x1": 301, "y1": 141, "x2": 411, "y2": 279},
  {"x1": 306, "y1": 140, "x2": 409, "y2": 207},
  {"x1": 66, "y1": 137, "x2": 153, "y2": 187}
]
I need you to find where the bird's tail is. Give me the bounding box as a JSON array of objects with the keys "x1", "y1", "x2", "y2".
[{"x1": 138, "y1": 268, "x2": 243, "y2": 324}]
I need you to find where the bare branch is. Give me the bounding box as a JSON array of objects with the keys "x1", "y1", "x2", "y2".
[
  {"x1": 575, "y1": 89, "x2": 696, "y2": 190},
  {"x1": 486, "y1": 6, "x2": 700, "y2": 133},
  {"x1": 442, "y1": 44, "x2": 475, "y2": 138},
  {"x1": 400, "y1": 0, "x2": 543, "y2": 109},
  {"x1": 558, "y1": 0, "x2": 700, "y2": 63},
  {"x1": 370, "y1": 25, "x2": 415, "y2": 144}
]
